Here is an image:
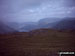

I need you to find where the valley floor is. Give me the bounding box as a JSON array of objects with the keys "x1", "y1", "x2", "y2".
[{"x1": 0, "y1": 29, "x2": 75, "y2": 56}]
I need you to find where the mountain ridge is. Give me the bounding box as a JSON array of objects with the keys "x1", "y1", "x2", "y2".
[{"x1": 0, "y1": 21, "x2": 18, "y2": 34}]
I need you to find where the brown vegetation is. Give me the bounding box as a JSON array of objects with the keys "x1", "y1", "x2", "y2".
[{"x1": 0, "y1": 29, "x2": 75, "y2": 56}]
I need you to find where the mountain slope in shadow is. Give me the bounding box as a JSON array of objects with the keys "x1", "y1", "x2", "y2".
[
  {"x1": 19, "y1": 18, "x2": 61, "y2": 32},
  {"x1": 0, "y1": 21, "x2": 18, "y2": 34},
  {"x1": 38, "y1": 18, "x2": 75, "y2": 30},
  {"x1": 20, "y1": 22, "x2": 39, "y2": 32},
  {"x1": 38, "y1": 18, "x2": 61, "y2": 28},
  {"x1": 52, "y1": 18, "x2": 75, "y2": 30},
  {"x1": 2, "y1": 17, "x2": 75, "y2": 33}
]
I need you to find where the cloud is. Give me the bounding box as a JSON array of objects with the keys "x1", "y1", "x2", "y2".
[{"x1": 0, "y1": 0, "x2": 75, "y2": 22}]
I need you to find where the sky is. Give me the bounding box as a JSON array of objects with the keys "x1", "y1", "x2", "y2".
[{"x1": 0, "y1": 0, "x2": 75, "y2": 22}]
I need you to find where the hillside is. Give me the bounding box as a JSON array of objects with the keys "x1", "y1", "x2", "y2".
[
  {"x1": 0, "y1": 21, "x2": 18, "y2": 34},
  {"x1": 20, "y1": 23, "x2": 38, "y2": 32},
  {"x1": 53, "y1": 18, "x2": 75, "y2": 30},
  {"x1": 7, "y1": 22, "x2": 38, "y2": 32},
  {"x1": 38, "y1": 18, "x2": 61, "y2": 28},
  {"x1": 0, "y1": 29, "x2": 75, "y2": 56},
  {"x1": 4, "y1": 17, "x2": 75, "y2": 32}
]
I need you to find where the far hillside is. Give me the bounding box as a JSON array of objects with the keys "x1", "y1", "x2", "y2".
[
  {"x1": 2, "y1": 17, "x2": 75, "y2": 33},
  {"x1": 53, "y1": 18, "x2": 75, "y2": 30},
  {"x1": 0, "y1": 21, "x2": 17, "y2": 34}
]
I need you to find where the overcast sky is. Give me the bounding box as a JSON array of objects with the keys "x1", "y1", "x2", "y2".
[{"x1": 0, "y1": 0, "x2": 75, "y2": 22}]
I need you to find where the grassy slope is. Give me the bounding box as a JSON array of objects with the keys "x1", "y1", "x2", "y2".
[{"x1": 0, "y1": 29, "x2": 75, "y2": 56}]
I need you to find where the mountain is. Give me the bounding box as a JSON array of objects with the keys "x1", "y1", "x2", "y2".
[
  {"x1": 7, "y1": 22, "x2": 38, "y2": 32},
  {"x1": 20, "y1": 22, "x2": 39, "y2": 32},
  {"x1": 0, "y1": 21, "x2": 17, "y2": 34},
  {"x1": 5, "y1": 17, "x2": 75, "y2": 32},
  {"x1": 38, "y1": 17, "x2": 75, "y2": 30},
  {"x1": 5, "y1": 18, "x2": 65, "y2": 32},
  {"x1": 53, "y1": 18, "x2": 75, "y2": 30},
  {"x1": 0, "y1": 29, "x2": 75, "y2": 56},
  {"x1": 38, "y1": 18, "x2": 60, "y2": 24},
  {"x1": 7, "y1": 22, "x2": 21, "y2": 30},
  {"x1": 7, "y1": 22, "x2": 25, "y2": 31},
  {"x1": 38, "y1": 18, "x2": 61, "y2": 28}
]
